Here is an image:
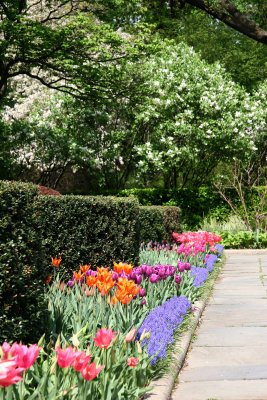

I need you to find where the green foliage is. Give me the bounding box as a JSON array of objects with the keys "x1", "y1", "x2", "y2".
[
  {"x1": 219, "y1": 231, "x2": 267, "y2": 249},
  {"x1": 34, "y1": 195, "x2": 140, "y2": 275},
  {"x1": 110, "y1": 187, "x2": 233, "y2": 229},
  {"x1": 139, "y1": 206, "x2": 181, "y2": 242},
  {"x1": 0, "y1": 181, "x2": 47, "y2": 343}
]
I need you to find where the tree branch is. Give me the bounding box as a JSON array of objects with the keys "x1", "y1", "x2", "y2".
[{"x1": 184, "y1": 0, "x2": 267, "y2": 44}]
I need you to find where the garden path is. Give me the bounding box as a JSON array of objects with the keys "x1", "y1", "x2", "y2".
[{"x1": 171, "y1": 249, "x2": 267, "y2": 400}]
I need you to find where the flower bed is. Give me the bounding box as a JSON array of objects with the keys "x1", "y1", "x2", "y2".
[{"x1": 0, "y1": 231, "x2": 223, "y2": 399}]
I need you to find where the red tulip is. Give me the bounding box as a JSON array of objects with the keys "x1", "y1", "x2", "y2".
[
  {"x1": 93, "y1": 328, "x2": 116, "y2": 349},
  {"x1": 56, "y1": 346, "x2": 76, "y2": 368},
  {"x1": 81, "y1": 362, "x2": 104, "y2": 381},
  {"x1": 127, "y1": 357, "x2": 139, "y2": 367}
]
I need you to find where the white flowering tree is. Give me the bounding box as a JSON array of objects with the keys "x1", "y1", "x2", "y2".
[
  {"x1": 132, "y1": 42, "x2": 266, "y2": 187},
  {"x1": 3, "y1": 39, "x2": 266, "y2": 190}
]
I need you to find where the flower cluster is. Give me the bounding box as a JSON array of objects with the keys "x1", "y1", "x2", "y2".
[
  {"x1": 0, "y1": 343, "x2": 41, "y2": 387},
  {"x1": 56, "y1": 346, "x2": 103, "y2": 381},
  {"x1": 68, "y1": 264, "x2": 141, "y2": 305},
  {"x1": 137, "y1": 296, "x2": 191, "y2": 364},
  {"x1": 132, "y1": 264, "x2": 177, "y2": 283}
]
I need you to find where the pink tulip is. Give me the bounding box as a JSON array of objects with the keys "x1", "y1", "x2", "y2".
[
  {"x1": 0, "y1": 359, "x2": 24, "y2": 387},
  {"x1": 56, "y1": 346, "x2": 76, "y2": 368},
  {"x1": 10, "y1": 343, "x2": 41, "y2": 370},
  {"x1": 81, "y1": 362, "x2": 104, "y2": 381},
  {"x1": 72, "y1": 352, "x2": 91, "y2": 372},
  {"x1": 1, "y1": 342, "x2": 11, "y2": 360},
  {"x1": 175, "y1": 275, "x2": 182, "y2": 284},
  {"x1": 93, "y1": 328, "x2": 116, "y2": 349},
  {"x1": 125, "y1": 328, "x2": 137, "y2": 343},
  {"x1": 127, "y1": 357, "x2": 139, "y2": 367}
]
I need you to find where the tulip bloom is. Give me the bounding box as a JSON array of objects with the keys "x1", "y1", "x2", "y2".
[
  {"x1": 10, "y1": 343, "x2": 41, "y2": 370},
  {"x1": 0, "y1": 359, "x2": 24, "y2": 387},
  {"x1": 175, "y1": 275, "x2": 182, "y2": 284},
  {"x1": 125, "y1": 328, "x2": 137, "y2": 343},
  {"x1": 81, "y1": 362, "x2": 104, "y2": 381},
  {"x1": 139, "y1": 288, "x2": 146, "y2": 297},
  {"x1": 56, "y1": 346, "x2": 76, "y2": 368},
  {"x1": 72, "y1": 352, "x2": 91, "y2": 372},
  {"x1": 93, "y1": 328, "x2": 116, "y2": 349},
  {"x1": 127, "y1": 357, "x2": 139, "y2": 367},
  {"x1": 51, "y1": 257, "x2": 62, "y2": 267}
]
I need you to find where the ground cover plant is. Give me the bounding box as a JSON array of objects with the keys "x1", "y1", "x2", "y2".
[{"x1": 0, "y1": 231, "x2": 223, "y2": 399}]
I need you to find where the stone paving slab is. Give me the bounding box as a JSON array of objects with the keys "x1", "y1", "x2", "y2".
[
  {"x1": 194, "y1": 326, "x2": 267, "y2": 347},
  {"x1": 181, "y1": 364, "x2": 267, "y2": 382},
  {"x1": 182, "y1": 346, "x2": 267, "y2": 368},
  {"x1": 171, "y1": 380, "x2": 267, "y2": 400},
  {"x1": 208, "y1": 296, "x2": 267, "y2": 304}
]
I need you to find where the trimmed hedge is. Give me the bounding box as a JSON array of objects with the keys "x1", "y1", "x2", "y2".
[
  {"x1": 139, "y1": 206, "x2": 182, "y2": 242},
  {"x1": 100, "y1": 187, "x2": 244, "y2": 228},
  {"x1": 0, "y1": 181, "x2": 47, "y2": 343},
  {"x1": 34, "y1": 195, "x2": 140, "y2": 275}
]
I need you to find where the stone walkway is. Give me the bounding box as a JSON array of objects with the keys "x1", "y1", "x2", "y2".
[{"x1": 171, "y1": 250, "x2": 267, "y2": 400}]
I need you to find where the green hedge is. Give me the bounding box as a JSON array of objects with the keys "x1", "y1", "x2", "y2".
[
  {"x1": 0, "y1": 181, "x2": 47, "y2": 343},
  {"x1": 98, "y1": 187, "x2": 234, "y2": 229},
  {"x1": 139, "y1": 206, "x2": 181, "y2": 242},
  {"x1": 34, "y1": 195, "x2": 140, "y2": 275}
]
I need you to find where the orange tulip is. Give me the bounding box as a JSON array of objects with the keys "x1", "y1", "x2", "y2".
[
  {"x1": 113, "y1": 262, "x2": 133, "y2": 275},
  {"x1": 51, "y1": 257, "x2": 62, "y2": 267},
  {"x1": 73, "y1": 271, "x2": 84, "y2": 281},
  {"x1": 86, "y1": 276, "x2": 97, "y2": 287},
  {"x1": 115, "y1": 278, "x2": 140, "y2": 304},
  {"x1": 80, "y1": 264, "x2": 90, "y2": 274}
]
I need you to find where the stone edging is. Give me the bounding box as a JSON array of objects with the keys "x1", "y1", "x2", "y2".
[{"x1": 145, "y1": 299, "x2": 206, "y2": 400}]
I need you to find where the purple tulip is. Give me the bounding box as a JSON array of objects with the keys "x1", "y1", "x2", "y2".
[
  {"x1": 67, "y1": 280, "x2": 75, "y2": 288},
  {"x1": 185, "y1": 263, "x2": 191, "y2": 271},
  {"x1": 141, "y1": 264, "x2": 148, "y2": 274},
  {"x1": 175, "y1": 275, "x2": 182, "y2": 284},
  {"x1": 135, "y1": 274, "x2": 142, "y2": 284},
  {"x1": 178, "y1": 264, "x2": 185, "y2": 272},
  {"x1": 112, "y1": 272, "x2": 119, "y2": 281},
  {"x1": 141, "y1": 298, "x2": 147, "y2": 306},
  {"x1": 150, "y1": 273, "x2": 159, "y2": 283},
  {"x1": 139, "y1": 288, "x2": 146, "y2": 297},
  {"x1": 146, "y1": 266, "x2": 153, "y2": 276}
]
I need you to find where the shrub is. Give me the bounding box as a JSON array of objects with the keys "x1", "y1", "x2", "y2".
[
  {"x1": 34, "y1": 195, "x2": 140, "y2": 275},
  {"x1": 219, "y1": 231, "x2": 267, "y2": 249},
  {"x1": 139, "y1": 206, "x2": 181, "y2": 242},
  {"x1": 0, "y1": 181, "x2": 47, "y2": 343}
]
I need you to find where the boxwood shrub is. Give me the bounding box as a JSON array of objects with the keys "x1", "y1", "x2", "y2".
[
  {"x1": 0, "y1": 181, "x2": 47, "y2": 343},
  {"x1": 139, "y1": 206, "x2": 181, "y2": 243},
  {"x1": 34, "y1": 195, "x2": 140, "y2": 275}
]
